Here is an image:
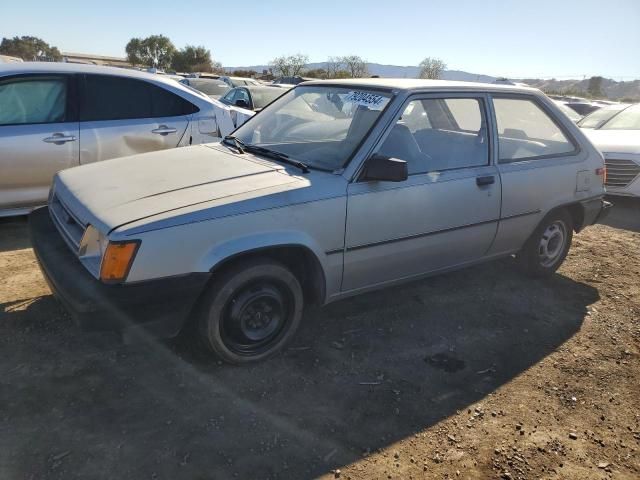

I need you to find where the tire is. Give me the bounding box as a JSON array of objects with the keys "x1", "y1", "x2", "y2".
[
  {"x1": 517, "y1": 209, "x2": 573, "y2": 278},
  {"x1": 196, "y1": 258, "x2": 304, "y2": 364}
]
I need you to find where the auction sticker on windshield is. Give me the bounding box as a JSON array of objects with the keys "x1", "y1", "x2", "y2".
[{"x1": 344, "y1": 91, "x2": 387, "y2": 109}]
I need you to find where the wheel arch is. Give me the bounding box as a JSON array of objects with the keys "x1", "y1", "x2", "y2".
[{"x1": 199, "y1": 235, "x2": 328, "y2": 306}]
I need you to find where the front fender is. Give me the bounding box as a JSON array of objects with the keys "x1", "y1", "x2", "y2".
[{"x1": 196, "y1": 230, "x2": 328, "y2": 274}]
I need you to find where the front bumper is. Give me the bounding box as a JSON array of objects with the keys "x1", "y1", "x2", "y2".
[
  {"x1": 578, "y1": 197, "x2": 612, "y2": 231},
  {"x1": 29, "y1": 207, "x2": 210, "y2": 338}
]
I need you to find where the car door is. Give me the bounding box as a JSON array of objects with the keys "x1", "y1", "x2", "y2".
[
  {"x1": 486, "y1": 95, "x2": 585, "y2": 255},
  {"x1": 78, "y1": 74, "x2": 195, "y2": 164},
  {"x1": 342, "y1": 94, "x2": 501, "y2": 292},
  {"x1": 0, "y1": 73, "x2": 79, "y2": 212}
]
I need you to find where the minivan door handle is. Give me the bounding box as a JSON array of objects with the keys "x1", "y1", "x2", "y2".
[
  {"x1": 476, "y1": 175, "x2": 495, "y2": 186},
  {"x1": 151, "y1": 125, "x2": 177, "y2": 135},
  {"x1": 43, "y1": 134, "x2": 76, "y2": 145}
]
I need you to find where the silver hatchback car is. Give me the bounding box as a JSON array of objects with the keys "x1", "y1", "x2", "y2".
[
  {"x1": 0, "y1": 63, "x2": 221, "y2": 216},
  {"x1": 30, "y1": 79, "x2": 610, "y2": 364}
]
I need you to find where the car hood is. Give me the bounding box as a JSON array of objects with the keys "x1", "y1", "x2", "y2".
[
  {"x1": 54, "y1": 144, "x2": 304, "y2": 234},
  {"x1": 582, "y1": 129, "x2": 640, "y2": 155}
]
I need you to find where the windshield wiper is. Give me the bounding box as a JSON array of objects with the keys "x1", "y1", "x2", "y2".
[
  {"x1": 243, "y1": 144, "x2": 310, "y2": 174},
  {"x1": 222, "y1": 135, "x2": 245, "y2": 154}
]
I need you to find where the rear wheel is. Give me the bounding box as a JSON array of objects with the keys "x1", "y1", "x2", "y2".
[
  {"x1": 196, "y1": 258, "x2": 303, "y2": 364},
  {"x1": 518, "y1": 210, "x2": 573, "y2": 277}
]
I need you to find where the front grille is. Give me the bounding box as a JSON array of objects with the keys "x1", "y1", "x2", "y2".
[
  {"x1": 605, "y1": 158, "x2": 640, "y2": 189},
  {"x1": 50, "y1": 193, "x2": 85, "y2": 251}
]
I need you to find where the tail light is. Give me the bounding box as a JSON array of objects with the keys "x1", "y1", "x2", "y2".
[{"x1": 596, "y1": 166, "x2": 606, "y2": 184}]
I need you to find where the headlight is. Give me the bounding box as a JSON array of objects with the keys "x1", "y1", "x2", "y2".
[
  {"x1": 79, "y1": 226, "x2": 140, "y2": 283},
  {"x1": 79, "y1": 225, "x2": 107, "y2": 259}
]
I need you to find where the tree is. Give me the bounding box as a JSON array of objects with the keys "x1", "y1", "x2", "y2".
[
  {"x1": 325, "y1": 56, "x2": 363, "y2": 79},
  {"x1": 0, "y1": 36, "x2": 61, "y2": 61},
  {"x1": 340, "y1": 55, "x2": 369, "y2": 78},
  {"x1": 125, "y1": 38, "x2": 144, "y2": 66},
  {"x1": 125, "y1": 35, "x2": 175, "y2": 69},
  {"x1": 171, "y1": 45, "x2": 213, "y2": 73},
  {"x1": 305, "y1": 68, "x2": 327, "y2": 79},
  {"x1": 269, "y1": 53, "x2": 309, "y2": 77},
  {"x1": 587, "y1": 76, "x2": 603, "y2": 97},
  {"x1": 418, "y1": 57, "x2": 447, "y2": 79}
]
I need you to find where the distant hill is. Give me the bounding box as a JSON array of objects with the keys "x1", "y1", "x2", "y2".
[
  {"x1": 225, "y1": 62, "x2": 496, "y2": 83},
  {"x1": 225, "y1": 62, "x2": 639, "y2": 100},
  {"x1": 521, "y1": 78, "x2": 640, "y2": 101}
]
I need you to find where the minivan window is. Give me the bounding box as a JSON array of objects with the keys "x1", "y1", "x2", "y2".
[
  {"x1": 0, "y1": 76, "x2": 67, "y2": 126},
  {"x1": 494, "y1": 97, "x2": 576, "y2": 162},
  {"x1": 377, "y1": 97, "x2": 489, "y2": 175},
  {"x1": 80, "y1": 75, "x2": 197, "y2": 121}
]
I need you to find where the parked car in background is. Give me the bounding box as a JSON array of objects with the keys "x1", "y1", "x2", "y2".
[
  {"x1": 179, "y1": 77, "x2": 231, "y2": 99},
  {"x1": 578, "y1": 103, "x2": 631, "y2": 129},
  {"x1": 219, "y1": 76, "x2": 262, "y2": 88},
  {"x1": 272, "y1": 76, "x2": 314, "y2": 85},
  {"x1": 30, "y1": 79, "x2": 609, "y2": 364},
  {"x1": 553, "y1": 100, "x2": 583, "y2": 123},
  {"x1": 582, "y1": 103, "x2": 640, "y2": 197},
  {"x1": 565, "y1": 101, "x2": 601, "y2": 116},
  {"x1": 0, "y1": 62, "x2": 221, "y2": 217},
  {"x1": 0, "y1": 54, "x2": 23, "y2": 63},
  {"x1": 219, "y1": 85, "x2": 290, "y2": 112}
]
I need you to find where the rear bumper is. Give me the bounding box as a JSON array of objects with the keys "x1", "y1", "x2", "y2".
[
  {"x1": 29, "y1": 207, "x2": 210, "y2": 338},
  {"x1": 579, "y1": 197, "x2": 612, "y2": 230}
]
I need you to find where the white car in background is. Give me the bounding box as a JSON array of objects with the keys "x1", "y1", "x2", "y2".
[
  {"x1": 553, "y1": 100, "x2": 583, "y2": 123},
  {"x1": 0, "y1": 63, "x2": 225, "y2": 216},
  {"x1": 582, "y1": 104, "x2": 640, "y2": 197}
]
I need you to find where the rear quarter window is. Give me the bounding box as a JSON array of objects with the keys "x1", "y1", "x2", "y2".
[{"x1": 493, "y1": 97, "x2": 577, "y2": 162}]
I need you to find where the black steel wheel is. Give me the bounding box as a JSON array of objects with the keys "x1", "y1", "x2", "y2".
[{"x1": 196, "y1": 258, "x2": 304, "y2": 364}]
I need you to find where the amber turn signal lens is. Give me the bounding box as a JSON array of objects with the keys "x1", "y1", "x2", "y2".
[{"x1": 100, "y1": 241, "x2": 140, "y2": 283}]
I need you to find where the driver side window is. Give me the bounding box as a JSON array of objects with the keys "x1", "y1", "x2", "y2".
[{"x1": 377, "y1": 97, "x2": 489, "y2": 175}]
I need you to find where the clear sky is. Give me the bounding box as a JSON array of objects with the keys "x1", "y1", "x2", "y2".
[{"x1": 2, "y1": 0, "x2": 639, "y2": 79}]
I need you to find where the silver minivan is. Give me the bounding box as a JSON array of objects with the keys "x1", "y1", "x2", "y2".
[
  {"x1": 30, "y1": 79, "x2": 610, "y2": 364},
  {"x1": 0, "y1": 63, "x2": 220, "y2": 217}
]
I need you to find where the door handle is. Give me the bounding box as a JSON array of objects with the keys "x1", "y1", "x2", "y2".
[
  {"x1": 476, "y1": 175, "x2": 495, "y2": 186},
  {"x1": 151, "y1": 126, "x2": 177, "y2": 135},
  {"x1": 43, "y1": 134, "x2": 76, "y2": 145}
]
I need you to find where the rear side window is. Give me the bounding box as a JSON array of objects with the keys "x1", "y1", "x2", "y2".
[
  {"x1": 493, "y1": 97, "x2": 576, "y2": 162},
  {"x1": 0, "y1": 76, "x2": 68, "y2": 126},
  {"x1": 80, "y1": 75, "x2": 198, "y2": 121}
]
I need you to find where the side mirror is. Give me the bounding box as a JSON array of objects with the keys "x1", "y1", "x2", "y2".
[
  {"x1": 363, "y1": 154, "x2": 408, "y2": 182},
  {"x1": 235, "y1": 99, "x2": 250, "y2": 109}
]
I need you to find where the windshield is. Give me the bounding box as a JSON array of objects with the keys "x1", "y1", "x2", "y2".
[
  {"x1": 251, "y1": 88, "x2": 287, "y2": 109},
  {"x1": 578, "y1": 104, "x2": 628, "y2": 129},
  {"x1": 188, "y1": 80, "x2": 230, "y2": 97},
  {"x1": 600, "y1": 104, "x2": 640, "y2": 130},
  {"x1": 233, "y1": 86, "x2": 392, "y2": 171}
]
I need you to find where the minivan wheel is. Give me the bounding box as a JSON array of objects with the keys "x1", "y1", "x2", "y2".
[
  {"x1": 196, "y1": 258, "x2": 304, "y2": 364},
  {"x1": 518, "y1": 210, "x2": 573, "y2": 277}
]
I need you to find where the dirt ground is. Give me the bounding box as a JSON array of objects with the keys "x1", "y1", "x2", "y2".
[{"x1": 0, "y1": 198, "x2": 638, "y2": 480}]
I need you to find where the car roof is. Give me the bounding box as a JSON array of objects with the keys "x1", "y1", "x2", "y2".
[
  {"x1": 0, "y1": 61, "x2": 215, "y2": 103},
  {"x1": 299, "y1": 78, "x2": 541, "y2": 94},
  {"x1": 0, "y1": 61, "x2": 180, "y2": 86},
  {"x1": 234, "y1": 85, "x2": 290, "y2": 93},
  {"x1": 185, "y1": 77, "x2": 227, "y2": 85}
]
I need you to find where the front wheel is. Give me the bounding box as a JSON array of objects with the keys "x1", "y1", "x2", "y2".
[
  {"x1": 517, "y1": 210, "x2": 573, "y2": 277},
  {"x1": 196, "y1": 258, "x2": 304, "y2": 364}
]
